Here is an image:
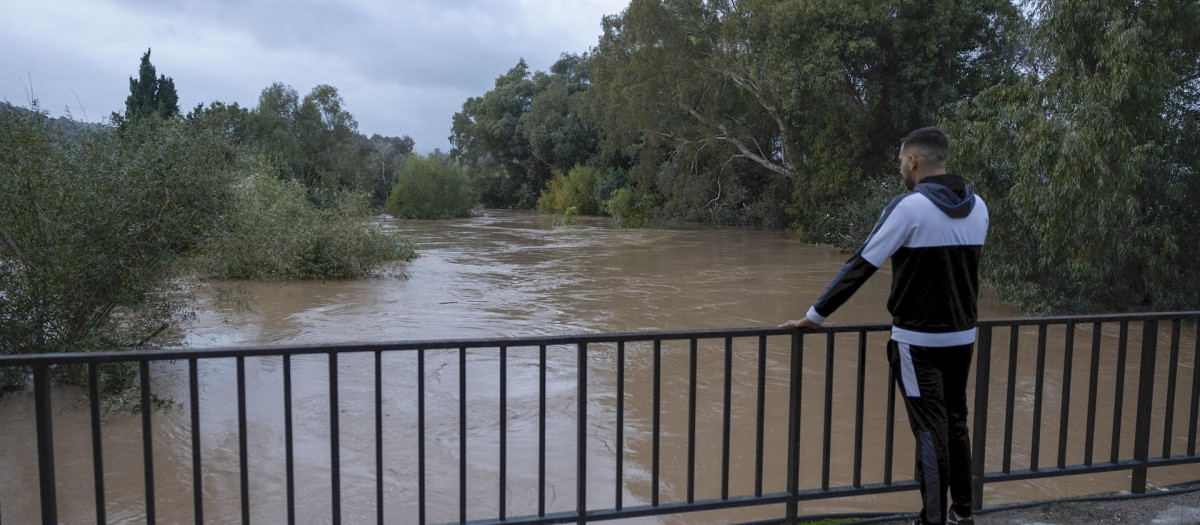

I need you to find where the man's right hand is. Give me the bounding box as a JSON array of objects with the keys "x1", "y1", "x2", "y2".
[{"x1": 778, "y1": 318, "x2": 821, "y2": 329}]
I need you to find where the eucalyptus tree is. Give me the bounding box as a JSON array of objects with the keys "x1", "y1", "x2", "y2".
[
  {"x1": 584, "y1": 0, "x2": 1021, "y2": 226},
  {"x1": 944, "y1": 0, "x2": 1200, "y2": 313}
]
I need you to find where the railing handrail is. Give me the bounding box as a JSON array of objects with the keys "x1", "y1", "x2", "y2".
[{"x1": 2, "y1": 311, "x2": 1196, "y2": 366}]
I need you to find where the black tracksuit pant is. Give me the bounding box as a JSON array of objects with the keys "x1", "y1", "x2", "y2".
[{"x1": 888, "y1": 340, "x2": 974, "y2": 525}]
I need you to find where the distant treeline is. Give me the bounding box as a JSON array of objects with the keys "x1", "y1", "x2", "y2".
[{"x1": 449, "y1": 0, "x2": 1200, "y2": 314}]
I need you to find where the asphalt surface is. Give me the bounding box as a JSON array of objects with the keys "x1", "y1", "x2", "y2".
[{"x1": 872, "y1": 486, "x2": 1200, "y2": 524}]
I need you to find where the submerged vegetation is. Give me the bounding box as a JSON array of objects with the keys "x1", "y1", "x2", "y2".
[
  {"x1": 194, "y1": 162, "x2": 415, "y2": 280},
  {"x1": 385, "y1": 153, "x2": 475, "y2": 219}
]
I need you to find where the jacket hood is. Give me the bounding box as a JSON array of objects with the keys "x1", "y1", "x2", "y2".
[{"x1": 914, "y1": 174, "x2": 975, "y2": 219}]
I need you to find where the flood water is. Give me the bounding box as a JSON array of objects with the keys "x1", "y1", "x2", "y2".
[{"x1": 1, "y1": 210, "x2": 1196, "y2": 524}]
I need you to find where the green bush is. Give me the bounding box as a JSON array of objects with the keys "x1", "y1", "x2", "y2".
[
  {"x1": 1, "y1": 105, "x2": 233, "y2": 389},
  {"x1": 192, "y1": 158, "x2": 416, "y2": 280},
  {"x1": 386, "y1": 154, "x2": 475, "y2": 219},
  {"x1": 603, "y1": 188, "x2": 665, "y2": 228},
  {"x1": 804, "y1": 174, "x2": 905, "y2": 249},
  {"x1": 537, "y1": 165, "x2": 601, "y2": 215}
]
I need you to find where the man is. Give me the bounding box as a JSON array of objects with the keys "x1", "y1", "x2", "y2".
[{"x1": 780, "y1": 127, "x2": 988, "y2": 525}]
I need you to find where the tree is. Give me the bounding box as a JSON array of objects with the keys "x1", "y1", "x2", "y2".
[
  {"x1": 450, "y1": 55, "x2": 606, "y2": 209},
  {"x1": 386, "y1": 154, "x2": 475, "y2": 219},
  {"x1": 450, "y1": 59, "x2": 547, "y2": 208},
  {"x1": 295, "y1": 84, "x2": 364, "y2": 194},
  {"x1": 943, "y1": 0, "x2": 1200, "y2": 313},
  {"x1": 123, "y1": 48, "x2": 179, "y2": 121},
  {"x1": 186, "y1": 100, "x2": 251, "y2": 144},
  {"x1": 519, "y1": 54, "x2": 600, "y2": 175}
]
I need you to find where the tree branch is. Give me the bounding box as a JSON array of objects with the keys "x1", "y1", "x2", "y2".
[
  {"x1": 0, "y1": 225, "x2": 33, "y2": 270},
  {"x1": 686, "y1": 108, "x2": 793, "y2": 179}
]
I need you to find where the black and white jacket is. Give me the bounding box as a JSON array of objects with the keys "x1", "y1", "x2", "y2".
[{"x1": 805, "y1": 174, "x2": 989, "y2": 347}]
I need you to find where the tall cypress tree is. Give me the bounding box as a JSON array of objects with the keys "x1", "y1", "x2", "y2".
[
  {"x1": 124, "y1": 49, "x2": 179, "y2": 121},
  {"x1": 155, "y1": 75, "x2": 178, "y2": 118}
]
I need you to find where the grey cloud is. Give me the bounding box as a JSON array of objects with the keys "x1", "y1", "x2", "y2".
[{"x1": 2, "y1": 0, "x2": 626, "y2": 151}]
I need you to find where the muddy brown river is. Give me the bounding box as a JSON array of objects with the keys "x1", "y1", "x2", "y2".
[{"x1": 1, "y1": 210, "x2": 1196, "y2": 524}]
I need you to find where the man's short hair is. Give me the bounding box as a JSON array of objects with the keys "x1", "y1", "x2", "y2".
[{"x1": 900, "y1": 127, "x2": 949, "y2": 162}]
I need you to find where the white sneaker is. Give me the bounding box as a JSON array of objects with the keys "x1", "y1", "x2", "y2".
[{"x1": 947, "y1": 508, "x2": 974, "y2": 525}]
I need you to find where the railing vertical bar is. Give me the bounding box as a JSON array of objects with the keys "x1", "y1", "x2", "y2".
[
  {"x1": 884, "y1": 349, "x2": 897, "y2": 485},
  {"x1": 418, "y1": 349, "x2": 427, "y2": 525},
  {"x1": 1057, "y1": 323, "x2": 1075, "y2": 469},
  {"x1": 538, "y1": 345, "x2": 546, "y2": 517},
  {"x1": 1131, "y1": 320, "x2": 1159, "y2": 493},
  {"x1": 1112, "y1": 321, "x2": 1130, "y2": 463},
  {"x1": 577, "y1": 342, "x2": 588, "y2": 525},
  {"x1": 721, "y1": 337, "x2": 733, "y2": 500},
  {"x1": 1003, "y1": 325, "x2": 1019, "y2": 474},
  {"x1": 34, "y1": 364, "x2": 57, "y2": 525},
  {"x1": 1190, "y1": 327, "x2": 1200, "y2": 457},
  {"x1": 785, "y1": 331, "x2": 804, "y2": 523},
  {"x1": 1163, "y1": 320, "x2": 1181, "y2": 458},
  {"x1": 1031, "y1": 324, "x2": 1047, "y2": 471},
  {"x1": 616, "y1": 341, "x2": 625, "y2": 510},
  {"x1": 90, "y1": 362, "x2": 107, "y2": 524},
  {"x1": 330, "y1": 351, "x2": 341, "y2": 524},
  {"x1": 499, "y1": 346, "x2": 508, "y2": 521},
  {"x1": 237, "y1": 356, "x2": 250, "y2": 523},
  {"x1": 140, "y1": 360, "x2": 155, "y2": 524},
  {"x1": 375, "y1": 350, "x2": 384, "y2": 525},
  {"x1": 459, "y1": 346, "x2": 467, "y2": 524},
  {"x1": 687, "y1": 338, "x2": 697, "y2": 503},
  {"x1": 284, "y1": 354, "x2": 295, "y2": 525},
  {"x1": 853, "y1": 331, "x2": 867, "y2": 489},
  {"x1": 971, "y1": 326, "x2": 993, "y2": 510},
  {"x1": 652, "y1": 339, "x2": 661, "y2": 507},
  {"x1": 755, "y1": 335, "x2": 767, "y2": 497},
  {"x1": 1085, "y1": 323, "x2": 1102, "y2": 466},
  {"x1": 822, "y1": 332, "x2": 835, "y2": 491}
]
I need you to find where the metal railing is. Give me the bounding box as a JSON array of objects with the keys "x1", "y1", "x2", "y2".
[{"x1": 0, "y1": 311, "x2": 1198, "y2": 524}]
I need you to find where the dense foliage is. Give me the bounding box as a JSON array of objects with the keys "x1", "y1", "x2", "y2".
[
  {"x1": 449, "y1": 0, "x2": 1199, "y2": 313},
  {"x1": 537, "y1": 165, "x2": 602, "y2": 216},
  {"x1": 944, "y1": 0, "x2": 1200, "y2": 313},
  {"x1": 193, "y1": 159, "x2": 415, "y2": 280},
  {"x1": 385, "y1": 153, "x2": 475, "y2": 219},
  {"x1": 0, "y1": 107, "x2": 232, "y2": 388},
  {"x1": 450, "y1": 56, "x2": 600, "y2": 208}
]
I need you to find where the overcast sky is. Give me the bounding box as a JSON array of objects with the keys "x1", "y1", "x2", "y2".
[{"x1": 1, "y1": 0, "x2": 628, "y2": 152}]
